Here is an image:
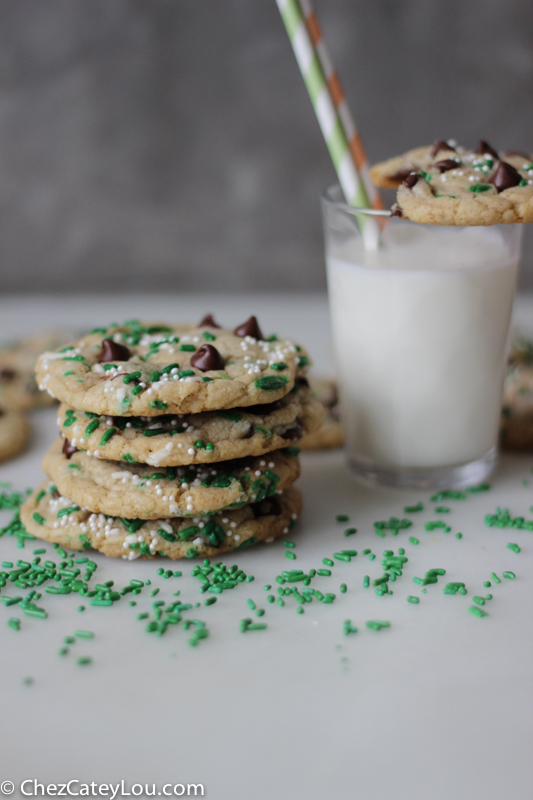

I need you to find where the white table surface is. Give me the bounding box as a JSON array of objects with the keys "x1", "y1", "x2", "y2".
[{"x1": 0, "y1": 293, "x2": 532, "y2": 800}]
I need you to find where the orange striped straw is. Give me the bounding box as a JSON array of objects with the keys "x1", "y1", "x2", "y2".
[{"x1": 299, "y1": 0, "x2": 384, "y2": 210}]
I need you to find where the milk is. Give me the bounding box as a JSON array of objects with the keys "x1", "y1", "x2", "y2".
[{"x1": 326, "y1": 223, "x2": 520, "y2": 469}]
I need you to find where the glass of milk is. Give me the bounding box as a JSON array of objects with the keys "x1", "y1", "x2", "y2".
[{"x1": 322, "y1": 185, "x2": 523, "y2": 489}]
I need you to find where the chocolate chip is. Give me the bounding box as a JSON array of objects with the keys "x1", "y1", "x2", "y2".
[
  {"x1": 281, "y1": 420, "x2": 304, "y2": 440},
  {"x1": 198, "y1": 314, "x2": 220, "y2": 328},
  {"x1": 0, "y1": 367, "x2": 16, "y2": 382},
  {"x1": 245, "y1": 401, "x2": 283, "y2": 415},
  {"x1": 51, "y1": 489, "x2": 60, "y2": 499},
  {"x1": 62, "y1": 438, "x2": 78, "y2": 459},
  {"x1": 403, "y1": 172, "x2": 419, "y2": 189},
  {"x1": 233, "y1": 316, "x2": 264, "y2": 340},
  {"x1": 252, "y1": 496, "x2": 282, "y2": 517},
  {"x1": 295, "y1": 377, "x2": 309, "y2": 389},
  {"x1": 98, "y1": 339, "x2": 131, "y2": 363},
  {"x1": 492, "y1": 161, "x2": 522, "y2": 192},
  {"x1": 388, "y1": 168, "x2": 416, "y2": 182},
  {"x1": 390, "y1": 205, "x2": 403, "y2": 218},
  {"x1": 190, "y1": 344, "x2": 225, "y2": 371},
  {"x1": 430, "y1": 140, "x2": 456, "y2": 158},
  {"x1": 435, "y1": 159, "x2": 459, "y2": 173},
  {"x1": 476, "y1": 140, "x2": 499, "y2": 160}
]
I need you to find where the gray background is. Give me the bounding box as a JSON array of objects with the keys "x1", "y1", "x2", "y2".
[{"x1": 0, "y1": 0, "x2": 532, "y2": 293}]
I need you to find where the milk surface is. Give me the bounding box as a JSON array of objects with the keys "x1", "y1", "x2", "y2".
[{"x1": 326, "y1": 224, "x2": 519, "y2": 468}]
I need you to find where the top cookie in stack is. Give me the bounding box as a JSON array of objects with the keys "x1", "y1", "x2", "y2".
[{"x1": 21, "y1": 316, "x2": 324, "y2": 560}]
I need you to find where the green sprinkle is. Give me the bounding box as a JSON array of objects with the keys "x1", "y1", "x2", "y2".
[
  {"x1": 490, "y1": 572, "x2": 501, "y2": 584},
  {"x1": 254, "y1": 376, "x2": 288, "y2": 391},
  {"x1": 74, "y1": 630, "x2": 94, "y2": 639},
  {"x1": 368, "y1": 554, "x2": 376, "y2": 561},
  {"x1": 32, "y1": 513, "x2": 46, "y2": 526},
  {"x1": 270, "y1": 361, "x2": 288, "y2": 371},
  {"x1": 455, "y1": 533, "x2": 463, "y2": 539},
  {"x1": 365, "y1": 620, "x2": 391, "y2": 631},
  {"x1": 483, "y1": 581, "x2": 491, "y2": 588},
  {"x1": 363, "y1": 575, "x2": 370, "y2": 588},
  {"x1": 469, "y1": 183, "x2": 492, "y2": 193},
  {"x1": 2, "y1": 561, "x2": 13, "y2": 568},
  {"x1": 344, "y1": 528, "x2": 357, "y2": 536},
  {"x1": 343, "y1": 619, "x2": 357, "y2": 635},
  {"x1": 336, "y1": 514, "x2": 349, "y2": 523},
  {"x1": 322, "y1": 558, "x2": 334, "y2": 567},
  {"x1": 123, "y1": 371, "x2": 141, "y2": 384},
  {"x1": 340, "y1": 583, "x2": 347, "y2": 593},
  {"x1": 502, "y1": 571, "x2": 516, "y2": 580},
  {"x1": 424, "y1": 521, "x2": 451, "y2": 532},
  {"x1": 179, "y1": 344, "x2": 196, "y2": 352},
  {"x1": 285, "y1": 551, "x2": 296, "y2": 560},
  {"x1": 77, "y1": 657, "x2": 92, "y2": 666},
  {"x1": 99, "y1": 427, "x2": 117, "y2": 446},
  {"x1": 407, "y1": 596, "x2": 419, "y2": 604},
  {"x1": 408, "y1": 537, "x2": 419, "y2": 545},
  {"x1": 204, "y1": 597, "x2": 217, "y2": 606},
  {"x1": 317, "y1": 568, "x2": 331, "y2": 577},
  {"x1": 507, "y1": 543, "x2": 521, "y2": 553},
  {"x1": 186, "y1": 548, "x2": 198, "y2": 559},
  {"x1": 150, "y1": 400, "x2": 168, "y2": 410},
  {"x1": 468, "y1": 606, "x2": 488, "y2": 618},
  {"x1": 84, "y1": 419, "x2": 100, "y2": 437},
  {"x1": 8, "y1": 617, "x2": 20, "y2": 631},
  {"x1": 282, "y1": 540, "x2": 295, "y2": 548},
  {"x1": 404, "y1": 502, "x2": 424, "y2": 513}
]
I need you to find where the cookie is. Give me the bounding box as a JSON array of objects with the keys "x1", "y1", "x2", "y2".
[
  {"x1": 370, "y1": 140, "x2": 533, "y2": 225},
  {"x1": 298, "y1": 378, "x2": 344, "y2": 451},
  {"x1": 0, "y1": 408, "x2": 30, "y2": 463},
  {"x1": 21, "y1": 482, "x2": 302, "y2": 560},
  {"x1": 57, "y1": 379, "x2": 324, "y2": 467},
  {"x1": 0, "y1": 330, "x2": 75, "y2": 411},
  {"x1": 500, "y1": 336, "x2": 533, "y2": 449},
  {"x1": 36, "y1": 318, "x2": 309, "y2": 416},
  {"x1": 42, "y1": 438, "x2": 300, "y2": 519}
]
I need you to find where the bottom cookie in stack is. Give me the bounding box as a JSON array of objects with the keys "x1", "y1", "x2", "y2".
[{"x1": 22, "y1": 481, "x2": 302, "y2": 560}]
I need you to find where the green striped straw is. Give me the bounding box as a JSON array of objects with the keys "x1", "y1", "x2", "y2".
[{"x1": 276, "y1": 0, "x2": 383, "y2": 246}]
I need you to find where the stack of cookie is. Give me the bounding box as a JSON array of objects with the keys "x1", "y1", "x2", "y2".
[{"x1": 21, "y1": 316, "x2": 324, "y2": 560}]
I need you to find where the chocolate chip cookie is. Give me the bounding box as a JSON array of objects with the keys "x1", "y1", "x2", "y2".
[
  {"x1": 21, "y1": 481, "x2": 302, "y2": 559},
  {"x1": 371, "y1": 140, "x2": 533, "y2": 225},
  {"x1": 36, "y1": 318, "x2": 309, "y2": 416}
]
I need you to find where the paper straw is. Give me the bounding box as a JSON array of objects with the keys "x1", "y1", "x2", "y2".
[
  {"x1": 298, "y1": 0, "x2": 384, "y2": 211},
  {"x1": 276, "y1": 0, "x2": 383, "y2": 215}
]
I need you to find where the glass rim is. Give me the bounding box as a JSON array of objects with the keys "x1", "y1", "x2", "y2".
[{"x1": 322, "y1": 184, "x2": 392, "y2": 217}]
